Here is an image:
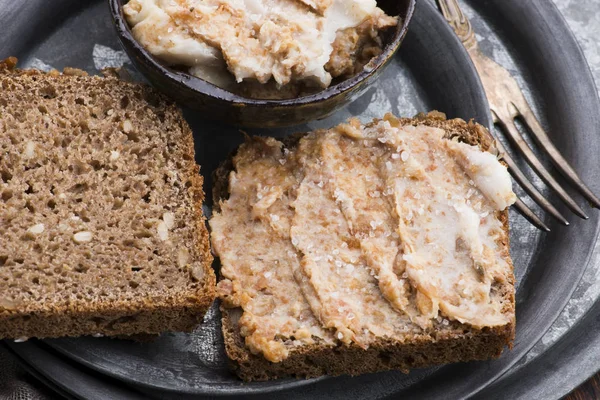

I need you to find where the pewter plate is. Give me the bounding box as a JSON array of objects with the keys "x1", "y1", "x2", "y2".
[{"x1": 3, "y1": 0, "x2": 600, "y2": 398}]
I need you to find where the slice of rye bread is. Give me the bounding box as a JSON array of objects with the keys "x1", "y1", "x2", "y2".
[
  {"x1": 212, "y1": 111, "x2": 515, "y2": 381},
  {"x1": 0, "y1": 58, "x2": 215, "y2": 339}
]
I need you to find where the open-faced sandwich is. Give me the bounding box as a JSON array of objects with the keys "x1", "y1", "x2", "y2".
[{"x1": 210, "y1": 112, "x2": 516, "y2": 381}]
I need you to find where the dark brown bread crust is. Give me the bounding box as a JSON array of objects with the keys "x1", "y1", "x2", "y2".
[
  {"x1": 222, "y1": 308, "x2": 513, "y2": 381},
  {"x1": 213, "y1": 112, "x2": 515, "y2": 381},
  {"x1": 0, "y1": 58, "x2": 215, "y2": 339}
]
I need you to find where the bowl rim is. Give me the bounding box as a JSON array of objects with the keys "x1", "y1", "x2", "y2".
[{"x1": 108, "y1": 0, "x2": 417, "y2": 107}]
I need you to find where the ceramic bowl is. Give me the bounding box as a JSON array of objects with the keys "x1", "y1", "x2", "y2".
[{"x1": 109, "y1": 0, "x2": 416, "y2": 128}]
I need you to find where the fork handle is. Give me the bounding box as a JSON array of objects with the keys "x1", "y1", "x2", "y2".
[{"x1": 437, "y1": 0, "x2": 478, "y2": 51}]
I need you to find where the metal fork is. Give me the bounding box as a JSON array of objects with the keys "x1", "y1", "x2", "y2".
[{"x1": 437, "y1": 0, "x2": 600, "y2": 231}]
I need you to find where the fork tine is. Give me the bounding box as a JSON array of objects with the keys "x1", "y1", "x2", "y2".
[
  {"x1": 493, "y1": 110, "x2": 589, "y2": 220},
  {"x1": 513, "y1": 198, "x2": 551, "y2": 232},
  {"x1": 493, "y1": 138, "x2": 570, "y2": 225},
  {"x1": 516, "y1": 102, "x2": 600, "y2": 208}
]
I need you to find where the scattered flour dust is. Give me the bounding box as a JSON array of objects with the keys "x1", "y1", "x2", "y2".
[
  {"x1": 26, "y1": 58, "x2": 54, "y2": 72},
  {"x1": 92, "y1": 44, "x2": 131, "y2": 70},
  {"x1": 22, "y1": 45, "x2": 131, "y2": 75},
  {"x1": 364, "y1": 85, "x2": 393, "y2": 120}
]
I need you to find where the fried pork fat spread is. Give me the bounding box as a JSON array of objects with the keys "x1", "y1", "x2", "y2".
[
  {"x1": 210, "y1": 115, "x2": 517, "y2": 362},
  {"x1": 123, "y1": 0, "x2": 397, "y2": 98}
]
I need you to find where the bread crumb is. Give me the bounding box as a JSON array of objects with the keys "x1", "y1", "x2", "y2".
[
  {"x1": 73, "y1": 231, "x2": 92, "y2": 243},
  {"x1": 14, "y1": 337, "x2": 29, "y2": 343},
  {"x1": 63, "y1": 67, "x2": 88, "y2": 76},
  {"x1": 28, "y1": 223, "x2": 45, "y2": 234}
]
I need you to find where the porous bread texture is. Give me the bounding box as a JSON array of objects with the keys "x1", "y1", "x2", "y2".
[
  {"x1": 0, "y1": 58, "x2": 215, "y2": 339},
  {"x1": 213, "y1": 112, "x2": 515, "y2": 381}
]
